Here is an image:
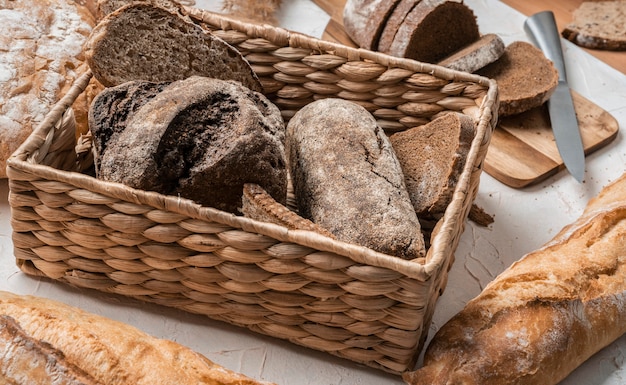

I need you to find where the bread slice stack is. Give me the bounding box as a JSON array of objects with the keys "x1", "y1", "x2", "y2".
[{"x1": 343, "y1": 0, "x2": 561, "y2": 117}]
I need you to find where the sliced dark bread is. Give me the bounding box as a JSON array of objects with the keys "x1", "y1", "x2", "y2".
[
  {"x1": 437, "y1": 33, "x2": 505, "y2": 73},
  {"x1": 342, "y1": 0, "x2": 403, "y2": 50},
  {"x1": 562, "y1": 1, "x2": 626, "y2": 51},
  {"x1": 98, "y1": 76, "x2": 286, "y2": 213},
  {"x1": 387, "y1": 0, "x2": 480, "y2": 63},
  {"x1": 476, "y1": 41, "x2": 559, "y2": 116},
  {"x1": 389, "y1": 112, "x2": 475, "y2": 220},
  {"x1": 84, "y1": 3, "x2": 261, "y2": 91},
  {"x1": 377, "y1": 0, "x2": 421, "y2": 53}
]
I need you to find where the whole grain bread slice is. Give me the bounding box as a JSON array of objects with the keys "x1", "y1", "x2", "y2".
[
  {"x1": 84, "y1": 3, "x2": 261, "y2": 91},
  {"x1": 389, "y1": 112, "x2": 476, "y2": 220},
  {"x1": 437, "y1": 33, "x2": 505, "y2": 73},
  {"x1": 561, "y1": 1, "x2": 626, "y2": 51},
  {"x1": 476, "y1": 41, "x2": 559, "y2": 116},
  {"x1": 387, "y1": 0, "x2": 480, "y2": 63}
]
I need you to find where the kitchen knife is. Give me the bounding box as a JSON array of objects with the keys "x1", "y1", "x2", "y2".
[{"x1": 524, "y1": 11, "x2": 585, "y2": 183}]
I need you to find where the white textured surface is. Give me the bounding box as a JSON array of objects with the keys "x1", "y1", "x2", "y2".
[{"x1": 0, "y1": 1, "x2": 625, "y2": 384}]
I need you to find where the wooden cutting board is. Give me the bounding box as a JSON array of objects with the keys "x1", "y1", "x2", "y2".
[{"x1": 311, "y1": 0, "x2": 620, "y2": 188}]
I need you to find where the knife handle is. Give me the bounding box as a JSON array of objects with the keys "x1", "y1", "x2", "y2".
[{"x1": 524, "y1": 11, "x2": 566, "y2": 82}]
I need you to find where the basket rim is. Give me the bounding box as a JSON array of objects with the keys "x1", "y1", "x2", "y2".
[{"x1": 6, "y1": 9, "x2": 498, "y2": 283}]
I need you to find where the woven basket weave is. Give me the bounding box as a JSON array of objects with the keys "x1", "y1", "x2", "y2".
[{"x1": 6, "y1": 8, "x2": 498, "y2": 374}]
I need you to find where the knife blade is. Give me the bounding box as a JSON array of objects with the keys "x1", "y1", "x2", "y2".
[{"x1": 524, "y1": 11, "x2": 585, "y2": 183}]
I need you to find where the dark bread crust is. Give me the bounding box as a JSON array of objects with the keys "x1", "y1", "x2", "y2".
[
  {"x1": 342, "y1": 0, "x2": 403, "y2": 50},
  {"x1": 88, "y1": 80, "x2": 169, "y2": 175},
  {"x1": 98, "y1": 76, "x2": 287, "y2": 213}
]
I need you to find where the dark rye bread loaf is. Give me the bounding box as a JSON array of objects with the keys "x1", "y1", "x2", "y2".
[
  {"x1": 98, "y1": 76, "x2": 287, "y2": 213},
  {"x1": 390, "y1": 112, "x2": 475, "y2": 220},
  {"x1": 562, "y1": 1, "x2": 626, "y2": 51},
  {"x1": 477, "y1": 41, "x2": 559, "y2": 116},
  {"x1": 84, "y1": 3, "x2": 261, "y2": 91},
  {"x1": 387, "y1": 0, "x2": 480, "y2": 63},
  {"x1": 286, "y1": 98, "x2": 426, "y2": 260},
  {"x1": 342, "y1": 0, "x2": 402, "y2": 50},
  {"x1": 88, "y1": 80, "x2": 169, "y2": 175}
]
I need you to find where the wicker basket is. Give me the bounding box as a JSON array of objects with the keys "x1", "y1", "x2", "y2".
[{"x1": 6, "y1": 8, "x2": 498, "y2": 375}]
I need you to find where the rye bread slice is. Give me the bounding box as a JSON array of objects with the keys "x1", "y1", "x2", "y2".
[
  {"x1": 342, "y1": 0, "x2": 403, "y2": 50},
  {"x1": 389, "y1": 112, "x2": 475, "y2": 220},
  {"x1": 562, "y1": 1, "x2": 626, "y2": 51},
  {"x1": 84, "y1": 3, "x2": 261, "y2": 91},
  {"x1": 98, "y1": 76, "x2": 286, "y2": 213},
  {"x1": 476, "y1": 41, "x2": 559, "y2": 116},
  {"x1": 437, "y1": 33, "x2": 505, "y2": 73},
  {"x1": 377, "y1": 0, "x2": 421, "y2": 53},
  {"x1": 387, "y1": 0, "x2": 480, "y2": 63}
]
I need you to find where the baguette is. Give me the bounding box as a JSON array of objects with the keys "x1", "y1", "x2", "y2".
[
  {"x1": 403, "y1": 171, "x2": 626, "y2": 385},
  {"x1": 0, "y1": 291, "x2": 273, "y2": 384}
]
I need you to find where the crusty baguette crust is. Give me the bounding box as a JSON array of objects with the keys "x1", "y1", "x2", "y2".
[
  {"x1": 403, "y1": 172, "x2": 626, "y2": 385},
  {"x1": 0, "y1": 291, "x2": 272, "y2": 385}
]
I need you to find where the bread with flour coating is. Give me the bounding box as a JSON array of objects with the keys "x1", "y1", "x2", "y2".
[
  {"x1": 403, "y1": 171, "x2": 626, "y2": 385},
  {"x1": 0, "y1": 0, "x2": 95, "y2": 178},
  {"x1": 0, "y1": 290, "x2": 273, "y2": 384}
]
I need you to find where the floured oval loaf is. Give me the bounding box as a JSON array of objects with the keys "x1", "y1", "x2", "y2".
[
  {"x1": 286, "y1": 98, "x2": 426, "y2": 260},
  {"x1": 98, "y1": 76, "x2": 287, "y2": 214},
  {"x1": 84, "y1": 3, "x2": 261, "y2": 91}
]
